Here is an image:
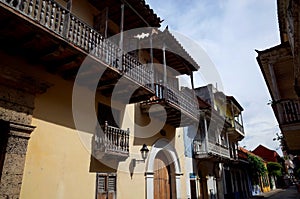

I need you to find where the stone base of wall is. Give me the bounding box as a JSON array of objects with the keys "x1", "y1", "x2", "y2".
[
  {"x1": 0, "y1": 122, "x2": 35, "y2": 199},
  {"x1": 0, "y1": 85, "x2": 36, "y2": 199}
]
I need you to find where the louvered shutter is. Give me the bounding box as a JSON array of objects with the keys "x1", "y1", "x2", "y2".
[
  {"x1": 97, "y1": 175, "x2": 106, "y2": 193},
  {"x1": 96, "y1": 173, "x2": 116, "y2": 199},
  {"x1": 107, "y1": 175, "x2": 116, "y2": 199},
  {"x1": 97, "y1": 174, "x2": 107, "y2": 199}
]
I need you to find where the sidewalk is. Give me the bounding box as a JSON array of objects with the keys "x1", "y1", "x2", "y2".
[{"x1": 250, "y1": 186, "x2": 300, "y2": 199}]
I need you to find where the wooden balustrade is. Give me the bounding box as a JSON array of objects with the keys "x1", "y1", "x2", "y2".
[
  {"x1": 153, "y1": 84, "x2": 199, "y2": 120},
  {"x1": 95, "y1": 121, "x2": 129, "y2": 156},
  {"x1": 1, "y1": 0, "x2": 153, "y2": 91},
  {"x1": 234, "y1": 120, "x2": 244, "y2": 135},
  {"x1": 273, "y1": 99, "x2": 300, "y2": 125},
  {"x1": 122, "y1": 53, "x2": 152, "y2": 89},
  {"x1": 193, "y1": 139, "x2": 230, "y2": 159},
  {"x1": 2, "y1": 0, "x2": 67, "y2": 34},
  {"x1": 207, "y1": 141, "x2": 230, "y2": 158}
]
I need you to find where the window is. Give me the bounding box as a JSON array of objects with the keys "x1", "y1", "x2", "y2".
[{"x1": 96, "y1": 173, "x2": 117, "y2": 199}]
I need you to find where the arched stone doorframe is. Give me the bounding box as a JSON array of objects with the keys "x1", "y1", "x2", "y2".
[{"x1": 145, "y1": 138, "x2": 182, "y2": 199}]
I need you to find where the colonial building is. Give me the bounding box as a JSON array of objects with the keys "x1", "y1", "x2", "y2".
[
  {"x1": 0, "y1": 0, "x2": 201, "y2": 198},
  {"x1": 252, "y1": 145, "x2": 282, "y2": 163},
  {"x1": 238, "y1": 147, "x2": 271, "y2": 196},
  {"x1": 256, "y1": 0, "x2": 300, "y2": 155},
  {"x1": 183, "y1": 84, "x2": 248, "y2": 199}
]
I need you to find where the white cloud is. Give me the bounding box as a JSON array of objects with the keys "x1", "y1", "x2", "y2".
[{"x1": 146, "y1": 0, "x2": 282, "y2": 154}]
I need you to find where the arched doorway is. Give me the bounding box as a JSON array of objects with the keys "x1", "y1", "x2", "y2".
[
  {"x1": 154, "y1": 151, "x2": 173, "y2": 199},
  {"x1": 145, "y1": 138, "x2": 182, "y2": 199}
]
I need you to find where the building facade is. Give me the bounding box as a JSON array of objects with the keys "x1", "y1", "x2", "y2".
[
  {"x1": 238, "y1": 147, "x2": 271, "y2": 196},
  {"x1": 183, "y1": 85, "x2": 249, "y2": 199},
  {"x1": 0, "y1": 0, "x2": 202, "y2": 198},
  {"x1": 257, "y1": 0, "x2": 300, "y2": 155}
]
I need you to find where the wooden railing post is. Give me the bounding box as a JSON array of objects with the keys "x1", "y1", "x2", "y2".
[
  {"x1": 126, "y1": 128, "x2": 129, "y2": 152},
  {"x1": 62, "y1": 0, "x2": 71, "y2": 37}
]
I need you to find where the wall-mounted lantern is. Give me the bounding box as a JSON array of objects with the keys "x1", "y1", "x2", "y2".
[{"x1": 140, "y1": 144, "x2": 149, "y2": 161}]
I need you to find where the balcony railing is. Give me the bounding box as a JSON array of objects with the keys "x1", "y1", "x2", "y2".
[
  {"x1": 272, "y1": 99, "x2": 300, "y2": 125},
  {"x1": 154, "y1": 84, "x2": 199, "y2": 120},
  {"x1": 193, "y1": 139, "x2": 230, "y2": 159},
  {"x1": 234, "y1": 120, "x2": 244, "y2": 135},
  {"x1": 0, "y1": 0, "x2": 153, "y2": 90},
  {"x1": 94, "y1": 121, "x2": 129, "y2": 158}
]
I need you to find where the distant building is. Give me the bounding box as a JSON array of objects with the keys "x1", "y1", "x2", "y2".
[
  {"x1": 183, "y1": 84, "x2": 249, "y2": 199},
  {"x1": 239, "y1": 147, "x2": 271, "y2": 195},
  {"x1": 252, "y1": 145, "x2": 286, "y2": 189},
  {"x1": 252, "y1": 145, "x2": 281, "y2": 163}
]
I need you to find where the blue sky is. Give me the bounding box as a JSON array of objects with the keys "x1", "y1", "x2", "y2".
[{"x1": 146, "y1": 0, "x2": 282, "y2": 154}]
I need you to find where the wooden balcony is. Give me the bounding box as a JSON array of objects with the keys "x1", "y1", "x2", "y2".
[
  {"x1": 193, "y1": 139, "x2": 230, "y2": 160},
  {"x1": 140, "y1": 84, "x2": 200, "y2": 127},
  {"x1": 272, "y1": 99, "x2": 300, "y2": 154},
  {"x1": 272, "y1": 99, "x2": 300, "y2": 125},
  {"x1": 234, "y1": 120, "x2": 244, "y2": 134},
  {"x1": 93, "y1": 121, "x2": 129, "y2": 160},
  {"x1": 227, "y1": 118, "x2": 245, "y2": 141},
  {"x1": 0, "y1": 0, "x2": 154, "y2": 103}
]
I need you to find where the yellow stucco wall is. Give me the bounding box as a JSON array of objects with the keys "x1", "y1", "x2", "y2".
[
  {"x1": 20, "y1": 119, "x2": 96, "y2": 199},
  {"x1": 19, "y1": 66, "x2": 97, "y2": 198},
  {"x1": 260, "y1": 163, "x2": 271, "y2": 193},
  {"x1": 7, "y1": 0, "x2": 190, "y2": 197},
  {"x1": 14, "y1": 58, "x2": 189, "y2": 199}
]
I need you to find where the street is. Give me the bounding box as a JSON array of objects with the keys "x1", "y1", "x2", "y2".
[{"x1": 252, "y1": 186, "x2": 300, "y2": 199}]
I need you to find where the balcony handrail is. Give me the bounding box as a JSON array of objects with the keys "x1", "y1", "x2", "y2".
[
  {"x1": 167, "y1": 86, "x2": 199, "y2": 117},
  {"x1": 272, "y1": 99, "x2": 300, "y2": 124},
  {"x1": 0, "y1": 0, "x2": 153, "y2": 91},
  {"x1": 95, "y1": 121, "x2": 129, "y2": 154},
  {"x1": 193, "y1": 139, "x2": 230, "y2": 159},
  {"x1": 234, "y1": 120, "x2": 244, "y2": 134},
  {"x1": 122, "y1": 53, "x2": 153, "y2": 89},
  {"x1": 153, "y1": 83, "x2": 200, "y2": 120}
]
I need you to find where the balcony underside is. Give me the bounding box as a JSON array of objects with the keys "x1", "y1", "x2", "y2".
[
  {"x1": 93, "y1": 149, "x2": 129, "y2": 161},
  {"x1": 281, "y1": 123, "x2": 300, "y2": 154},
  {"x1": 0, "y1": 3, "x2": 153, "y2": 103},
  {"x1": 194, "y1": 152, "x2": 230, "y2": 162},
  {"x1": 140, "y1": 99, "x2": 198, "y2": 127},
  {"x1": 227, "y1": 129, "x2": 244, "y2": 141},
  {"x1": 271, "y1": 99, "x2": 300, "y2": 154}
]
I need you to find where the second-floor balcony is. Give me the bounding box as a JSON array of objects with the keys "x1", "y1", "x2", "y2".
[
  {"x1": 234, "y1": 120, "x2": 244, "y2": 134},
  {"x1": 93, "y1": 121, "x2": 129, "y2": 160},
  {"x1": 140, "y1": 84, "x2": 200, "y2": 127},
  {"x1": 193, "y1": 139, "x2": 230, "y2": 160},
  {"x1": 0, "y1": 0, "x2": 154, "y2": 103},
  {"x1": 227, "y1": 118, "x2": 245, "y2": 141},
  {"x1": 272, "y1": 99, "x2": 300, "y2": 126}
]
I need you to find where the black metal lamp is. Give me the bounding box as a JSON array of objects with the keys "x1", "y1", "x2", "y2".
[{"x1": 140, "y1": 144, "x2": 149, "y2": 161}]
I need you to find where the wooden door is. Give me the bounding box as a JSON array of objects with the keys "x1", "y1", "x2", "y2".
[{"x1": 154, "y1": 154, "x2": 171, "y2": 199}]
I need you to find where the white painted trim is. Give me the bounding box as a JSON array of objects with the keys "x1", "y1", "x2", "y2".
[
  {"x1": 145, "y1": 138, "x2": 182, "y2": 199},
  {"x1": 145, "y1": 172, "x2": 154, "y2": 199}
]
